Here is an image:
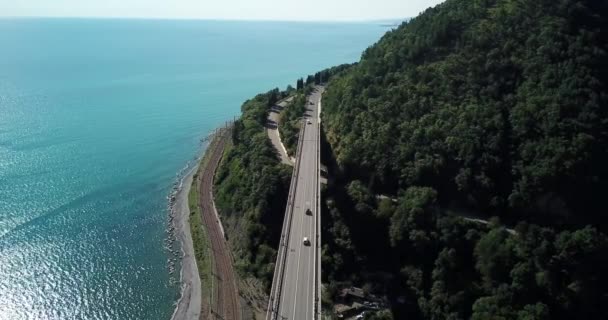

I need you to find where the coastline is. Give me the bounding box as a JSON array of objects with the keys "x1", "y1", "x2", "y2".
[
  {"x1": 170, "y1": 162, "x2": 202, "y2": 320},
  {"x1": 170, "y1": 127, "x2": 231, "y2": 320}
]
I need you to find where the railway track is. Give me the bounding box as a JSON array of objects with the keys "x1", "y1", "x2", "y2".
[{"x1": 198, "y1": 129, "x2": 241, "y2": 320}]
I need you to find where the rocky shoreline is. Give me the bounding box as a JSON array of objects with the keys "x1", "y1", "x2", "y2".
[{"x1": 169, "y1": 159, "x2": 202, "y2": 320}]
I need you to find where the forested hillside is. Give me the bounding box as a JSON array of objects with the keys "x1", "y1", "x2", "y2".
[
  {"x1": 214, "y1": 89, "x2": 292, "y2": 287},
  {"x1": 323, "y1": 0, "x2": 608, "y2": 226},
  {"x1": 320, "y1": 0, "x2": 608, "y2": 319},
  {"x1": 279, "y1": 93, "x2": 307, "y2": 155}
]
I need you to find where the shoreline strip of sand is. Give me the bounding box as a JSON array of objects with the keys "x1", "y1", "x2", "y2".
[{"x1": 170, "y1": 163, "x2": 202, "y2": 320}]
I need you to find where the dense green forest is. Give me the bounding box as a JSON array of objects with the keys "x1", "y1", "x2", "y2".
[
  {"x1": 212, "y1": 1, "x2": 608, "y2": 316},
  {"x1": 319, "y1": 0, "x2": 608, "y2": 319},
  {"x1": 322, "y1": 180, "x2": 608, "y2": 319},
  {"x1": 214, "y1": 89, "x2": 293, "y2": 287},
  {"x1": 323, "y1": 0, "x2": 608, "y2": 226},
  {"x1": 280, "y1": 64, "x2": 355, "y2": 155}
]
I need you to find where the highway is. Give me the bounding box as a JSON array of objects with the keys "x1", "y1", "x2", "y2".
[{"x1": 267, "y1": 86, "x2": 323, "y2": 320}]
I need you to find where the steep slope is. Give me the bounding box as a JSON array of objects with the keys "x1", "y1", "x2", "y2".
[
  {"x1": 214, "y1": 89, "x2": 293, "y2": 288},
  {"x1": 319, "y1": 0, "x2": 608, "y2": 319},
  {"x1": 322, "y1": 0, "x2": 608, "y2": 226}
]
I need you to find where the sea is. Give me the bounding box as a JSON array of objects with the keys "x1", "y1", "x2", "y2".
[{"x1": 0, "y1": 18, "x2": 387, "y2": 319}]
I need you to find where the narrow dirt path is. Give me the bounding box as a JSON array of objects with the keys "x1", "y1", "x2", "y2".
[{"x1": 198, "y1": 129, "x2": 241, "y2": 320}]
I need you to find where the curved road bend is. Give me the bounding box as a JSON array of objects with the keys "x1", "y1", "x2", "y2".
[{"x1": 267, "y1": 97, "x2": 295, "y2": 166}]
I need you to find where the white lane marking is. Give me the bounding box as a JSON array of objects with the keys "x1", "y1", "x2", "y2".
[
  {"x1": 306, "y1": 101, "x2": 319, "y2": 320},
  {"x1": 279, "y1": 130, "x2": 306, "y2": 318},
  {"x1": 278, "y1": 94, "x2": 322, "y2": 319},
  {"x1": 279, "y1": 235, "x2": 294, "y2": 318},
  {"x1": 305, "y1": 176, "x2": 314, "y2": 319},
  {"x1": 291, "y1": 141, "x2": 310, "y2": 320}
]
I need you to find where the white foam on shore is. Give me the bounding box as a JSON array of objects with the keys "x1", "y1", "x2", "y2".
[
  {"x1": 169, "y1": 129, "x2": 229, "y2": 320},
  {"x1": 169, "y1": 161, "x2": 202, "y2": 320}
]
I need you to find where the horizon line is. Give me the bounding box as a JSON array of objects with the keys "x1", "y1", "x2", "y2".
[{"x1": 0, "y1": 15, "x2": 409, "y2": 24}]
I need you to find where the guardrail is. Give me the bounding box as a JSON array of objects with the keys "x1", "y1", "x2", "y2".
[
  {"x1": 266, "y1": 120, "x2": 307, "y2": 320},
  {"x1": 313, "y1": 93, "x2": 322, "y2": 320}
]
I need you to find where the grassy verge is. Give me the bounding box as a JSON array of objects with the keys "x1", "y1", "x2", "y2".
[
  {"x1": 188, "y1": 134, "x2": 224, "y2": 318},
  {"x1": 213, "y1": 91, "x2": 295, "y2": 317},
  {"x1": 188, "y1": 178, "x2": 212, "y2": 316}
]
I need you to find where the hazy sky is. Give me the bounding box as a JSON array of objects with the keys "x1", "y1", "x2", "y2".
[{"x1": 1, "y1": 0, "x2": 445, "y2": 21}]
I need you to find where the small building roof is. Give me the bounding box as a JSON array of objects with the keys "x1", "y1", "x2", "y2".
[{"x1": 339, "y1": 286, "x2": 366, "y2": 299}]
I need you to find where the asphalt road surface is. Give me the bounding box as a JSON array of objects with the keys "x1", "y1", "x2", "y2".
[
  {"x1": 267, "y1": 97, "x2": 295, "y2": 166},
  {"x1": 276, "y1": 86, "x2": 323, "y2": 319}
]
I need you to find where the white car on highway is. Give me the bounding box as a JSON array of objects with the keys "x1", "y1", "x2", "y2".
[{"x1": 303, "y1": 237, "x2": 310, "y2": 246}]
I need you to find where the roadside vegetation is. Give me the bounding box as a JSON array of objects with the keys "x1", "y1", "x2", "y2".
[
  {"x1": 212, "y1": 64, "x2": 352, "y2": 291},
  {"x1": 213, "y1": 89, "x2": 293, "y2": 288},
  {"x1": 319, "y1": 0, "x2": 608, "y2": 319},
  {"x1": 207, "y1": 66, "x2": 348, "y2": 307},
  {"x1": 208, "y1": 1, "x2": 608, "y2": 318},
  {"x1": 279, "y1": 93, "x2": 306, "y2": 155},
  {"x1": 280, "y1": 64, "x2": 356, "y2": 155},
  {"x1": 188, "y1": 183, "x2": 212, "y2": 316}
]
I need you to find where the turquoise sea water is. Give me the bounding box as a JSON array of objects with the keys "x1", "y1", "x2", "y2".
[{"x1": 0, "y1": 19, "x2": 386, "y2": 319}]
